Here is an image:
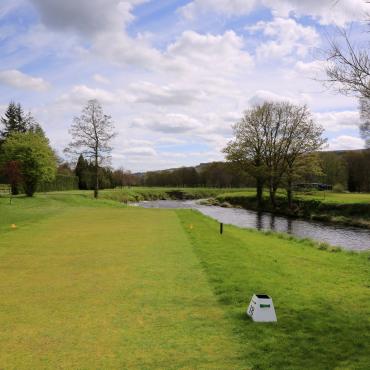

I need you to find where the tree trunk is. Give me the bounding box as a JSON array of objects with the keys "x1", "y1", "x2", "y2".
[
  {"x1": 287, "y1": 177, "x2": 293, "y2": 209},
  {"x1": 94, "y1": 153, "x2": 99, "y2": 199},
  {"x1": 256, "y1": 177, "x2": 263, "y2": 209},
  {"x1": 11, "y1": 183, "x2": 19, "y2": 196},
  {"x1": 269, "y1": 179, "x2": 277, "y2": 208}
]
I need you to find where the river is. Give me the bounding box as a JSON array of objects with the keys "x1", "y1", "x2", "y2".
[{"x1": 132, "y1": 200, "x2": 370, "y2": 251}]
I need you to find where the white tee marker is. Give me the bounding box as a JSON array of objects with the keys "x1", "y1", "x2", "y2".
[{"x1": 247, "y1": 294, "x2": 277, "y2": 322}]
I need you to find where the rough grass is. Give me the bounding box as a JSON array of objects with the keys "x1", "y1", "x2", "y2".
[
  {"x1": 178, "y1": 210, "x2": 370, "y2": 369},
  {"x1": 296, "y1": 191, "x2": 370, "y2": 204},
  {"x1": 217, "y1": 190, "x2": 370, "y2": 205},
  {"x1": 98, "y1": 187, "x2": 255, "y2": 203},
  {"x1": 0, "y1": 194, "x2": 369, "y2": 369}
]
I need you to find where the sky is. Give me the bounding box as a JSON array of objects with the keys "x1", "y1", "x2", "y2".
[{"x1": 0, "y1": 0, "x2": 369, "y2": 172}]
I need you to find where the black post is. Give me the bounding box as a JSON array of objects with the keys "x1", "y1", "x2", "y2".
[{"x1": 220, "y1": 222, "x2": 223, "y2": 235}]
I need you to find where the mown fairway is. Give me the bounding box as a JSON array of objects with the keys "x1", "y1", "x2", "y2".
[
  {"x1": 0, "y1": 194, "x2": 369, "y2": 369},
  {"x1": 0, "y1": 197, "x2": 242, "y2": 369}
]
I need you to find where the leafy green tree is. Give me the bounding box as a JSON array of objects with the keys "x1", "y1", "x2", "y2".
[
  {"x1": 320, "y1": 152, "x2": 348, "y2": 188},
  {"x1": 224, "y1": 102, "x2": 326, "y2": 208},
  {"x1": 0, "y1": 132, "x2": 56, "y2": 196},
  {"x1": 2, "y1": 160, "x2": 22, "y2": 195},
  {"x1": 283, "y1": 153, "x2": 324, "y2": 207}
]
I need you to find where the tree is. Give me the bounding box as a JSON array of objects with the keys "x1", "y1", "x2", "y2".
[
  {"x1": 323, "y1": 27, "x2": 370, "y2": 146},
  {"x1": 283, "y1": 153, "x2": 324, "y2": 206},
  {"x1": 224, "y1": 102, "x2": 326, "y2": 208},
  {"x1": 320, "y1": 151, "x2": 348, "y2": 187},
  {"x1": 2, "y1": 160, "x2": 22, "y2": 195},
  {"x1": 65, "y1": 100, "x2": 116, "y2": 198},
  {"x1": 0, "y1": 132, "x2": 56, "y2": 196},
  {"x1": 75, "y1": 154, "x2": 90, "y2": 190},
  {"x1": 0, "y1": 102, "x2": 28, "y2": 143},
  {"x1": 360, "y1": 97, "x2": 370, "y2": 147},
  {"x1": 345, "y1": 149, "x2": 370, "y2": 192},
  {"x1": 223, "y1": 104, "x2": 271, "y2": 207}
]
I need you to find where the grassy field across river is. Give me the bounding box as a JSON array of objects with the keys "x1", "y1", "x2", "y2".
[{"x1": 0, "y1": 193, "x2": 369, "y2": 369}]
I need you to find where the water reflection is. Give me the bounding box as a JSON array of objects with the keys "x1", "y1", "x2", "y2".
[
  {"x1": 133, "y1": 200, "x2": 370, "y2": 251},
  {"x1": 257, "y1": 212, "x2": 263, "y2": 230}
]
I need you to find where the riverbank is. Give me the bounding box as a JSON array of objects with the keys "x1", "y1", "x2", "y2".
[
  {"x1": 99, "y1": 187, "x2": 370, "y2": 228},
  {"x1": 98, "y1": 187, "x2": 255, "y2": 203},
  {"x1": 135, "y1": 199, "x2": 370, "y2": 251},
  {"x1": 0, "y1": 193, "x2": 369, "y2": 368},
  {"x1": 214, "y1": 191, "x2": 370, "y2": 229}
]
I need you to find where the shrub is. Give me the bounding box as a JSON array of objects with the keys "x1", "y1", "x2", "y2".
[{"x1": 333, "y1": 183, "x2": 345, "y2": 193}]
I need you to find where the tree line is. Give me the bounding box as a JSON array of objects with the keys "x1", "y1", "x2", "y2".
[{"x1": 0, "y1": 99, "x2": 369, "y2": 199}]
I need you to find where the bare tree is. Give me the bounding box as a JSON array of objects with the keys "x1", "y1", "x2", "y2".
[
  {"x1": 325, "y1": 29, "x2": 370, "y2": 98},
  {"x1": 360, "y1": 96, "x2": 370, "y2": 146},
  {"x1": 323, "y1": 25, "x2": 370, "y2": 146},
  {"x1": 65, "y1": 99, "x2": 116, "y2": 198}
]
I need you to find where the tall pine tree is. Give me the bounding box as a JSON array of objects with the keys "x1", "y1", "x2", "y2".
[
  {"x1": 75, "y1": 154, "x2": 90, "y2": 190},
  {"x1": 0, "y1": 102, "x2": 29, "y2": 142}
]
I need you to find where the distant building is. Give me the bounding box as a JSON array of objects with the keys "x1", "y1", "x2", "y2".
[{"x1": 294, "y1": 183, "x2": 332, "y2": 191}]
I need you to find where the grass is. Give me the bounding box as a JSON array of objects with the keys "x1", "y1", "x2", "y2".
[
  {"x1": 98, "y1": 187, "x2": 255, "y2": 203},
  {"x1": 0, "y1": 196, "x2": 242, "y2": 369},
  {"x1": 0, "y1": 193, "x2": 369, "y2": 369},
  {"x1": 296, "y1": 191, "x2": 370, "y2": 204},
  {"x1": 216, "y1": 189, "x2": 370, "y2": 205},
  {"x1": 178, "y1": 211, "x2": 370, "y2": 369}
]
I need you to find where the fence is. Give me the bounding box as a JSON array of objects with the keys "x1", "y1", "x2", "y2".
[{"x1": 0, "y1": 183, "x2": 11, "y2": 203}]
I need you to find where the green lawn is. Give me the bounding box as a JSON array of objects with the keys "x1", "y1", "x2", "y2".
[
  {"x1": 297, "y1": 191, "x2": 370, "y2": 204},
  {"x1": 216, "y1": 189, "x2": 370, "y2": 205},
  {"x1": 0, "y1": 194, "x2": 369, "y2": 369}
]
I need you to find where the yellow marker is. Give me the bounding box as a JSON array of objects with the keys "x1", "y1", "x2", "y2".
[
  {"x1": 189, "y1": 224, "x2": 194, "y2": 229},
  {"x1": 11, "y1": 224, "x2": 16, "y2": 229}
]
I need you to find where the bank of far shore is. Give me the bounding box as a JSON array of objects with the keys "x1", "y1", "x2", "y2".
[{"x1": 91, "y1": 187, "x2": 370, "y2": 229}]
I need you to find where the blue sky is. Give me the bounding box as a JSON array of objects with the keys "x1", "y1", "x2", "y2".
[{"x1": 0, "y1": 0, "x2": 369, "y2": 171}]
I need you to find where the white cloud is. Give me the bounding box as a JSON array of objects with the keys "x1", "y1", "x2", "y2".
[
  {"x1": 129, "y1": 81, "x2": 205, "y2": 106},
  {"x1": 180, "y1": 0, "x2": 369, "y2": 25},
  {"x1": 157, "y1": 137, "x2": 186, "y2": 145},
  {"x1": 132, "y1": 113, "x2": 203, "y2": 133},
  {"x1": 293, "y1": 60, "x2": 329, "y2": 78},
  {"x1": 248, "y1": 89, "x2": 297, "y2": 105},
  {"x1": 58, "y1": 85, "x2": 118, "y2": 105},
  {"x1": 265, "y1": 0, "x2": 369, "y2": 26},
  {"x1": 0, "y1": 69, "x2": 49, "y2": 91},
  {"x1": 93, "y1": 31, "x2": 163, "y2": 69},
  {"x1": 328, "y1": 135, "x2": 365, "y2": 150},
  {"x1": 247, "y1": 17, "x2": 319, "y2": 60},
  {"x1": 165, "y1": 30, "x2": 253, "y2": 76},
  {"x1": 180, "y1": 0, "x2": 257, "y2": 19},
  {"x1": 120, "y1": 146, "x2": 157, "y2": 157},
  {"x1": 315, "y1": 111, "x2": 360, "y2": 132},
  {"x1": 93, "y1": 74, "x2": 110, "y2": 84}
]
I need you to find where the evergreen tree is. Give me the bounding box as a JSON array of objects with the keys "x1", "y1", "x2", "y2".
[
  {"x1": 0, "y1": 102, "x2": 28, "y2": 142},
  {"x1": 75, "y1": 154, "x2": 89, "y2": 190}
]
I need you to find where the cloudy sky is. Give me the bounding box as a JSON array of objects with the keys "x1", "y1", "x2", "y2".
[{"x1": 0, "y1": 0, "x2": 369, "y2": 171}]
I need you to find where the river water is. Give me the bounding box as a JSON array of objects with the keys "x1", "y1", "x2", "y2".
[{"x1": 132, "y1": 200, "x2": 370, "y2": 251}]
